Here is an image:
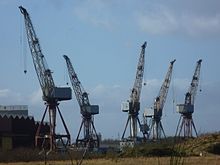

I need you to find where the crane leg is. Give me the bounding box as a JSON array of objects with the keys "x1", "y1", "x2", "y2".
[
  {"x1": 57, "y1": 106, "x2": 71, "y2": 146},
  {"x1": 175, "y1": 116, "x2": 182, "y2": 137},
  {"x1": 148, "y1": 118, "x2": 154, "y2": 139},
  {"x1": 191, "y1": 119, "x2": 198, "y2": 137},
  {"x1": 35, "y1": 105, "x2": 48, "y2": 148},
  {"x1": 76, "y1": 119, "x2": 84, "y2": 147},
  {"x1": 160, "y1": 121, "x2": 166, "y2": 139},
  {"x1": 137, "y1": 117, "x2": 146, "y2": 140},
  {"x1": 91, "y1": 120, "x2": 99, "y2": 147},
  {"x1": 178, "y1": 117, "x2": 185, "y2": 137},
  {"x1": 121, "y1": 115, "x2": 131, "y2": 140}
]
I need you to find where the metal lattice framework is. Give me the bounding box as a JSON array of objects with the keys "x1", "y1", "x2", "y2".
[
  {"x1": 148, "y1": 59, "x2": 176, "y2": 140},
  {"x1": 121, "y1": 42, "x2": 147, "y2": 141},
  {"x1": 176, "y1": 59, "x2": 202, "y2": 138},
  {"x1": 63, "y1": 55, "x2": 99, "y2": 148},
  {"x1": 19, "y1": 6, "x2": 72, "y2": 152}
]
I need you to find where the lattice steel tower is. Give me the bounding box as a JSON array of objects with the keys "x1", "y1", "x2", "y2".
[
  {"x1": 121, "y1": 42, "x2": 147, "y2": 142},
  {"x1": 63, "y1": 55, "x2": 99, "y2": 148},
  {"x1": 147, "y1": 59, "x2": 176, "y2": 140},
  {"x1": 19, "y1": 6, "x2": 72, "y2": 152},
  {"x1": 176, "y1": 59, "x2": 202, "y2": 138}
]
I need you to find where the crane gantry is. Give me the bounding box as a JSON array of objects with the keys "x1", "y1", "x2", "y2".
[
  {"x1": 145, "y1": 59, "x2": 176, "y2": 140},
  {"x1": 176, "y1": 59, "x2": 202, "y2": 138},
  {"x1": 121, "y1": 42, "x2": 147, "y2": 143},
  {"x1": 19, "y1": 6, "x2": 72, "y2": 151},
  {"x1": 63, "y1": 55, "x2": 99, "y2": 148}
]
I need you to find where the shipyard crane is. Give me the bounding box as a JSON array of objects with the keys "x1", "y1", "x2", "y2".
[
  {"x1": 63, "y1": 55, "x2": 99, "y2": 148},
  {"x1": 121, "y1": 42, "x2": 147, "y2": 143},
  {"x1": 19, "y1": 6, "x2": 72, "y2": 151},
  {"x1": 146, "y1": 59, "x2": 176, "y2": 140},
  {"x1": 176, "y1": 59, "x2": 202, "y2": 138}
]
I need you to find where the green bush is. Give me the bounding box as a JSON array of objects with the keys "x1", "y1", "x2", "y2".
[{"x1": 207, "y1": 143, "x2": 220, "y2": 155}]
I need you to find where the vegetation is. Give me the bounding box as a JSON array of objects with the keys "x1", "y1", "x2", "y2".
[
  {"x1": 0, "y1": 132, "x2": 219, "y2": 164},
  {"x1": 180, "y1": 132, "x2": 220, "y2": 156},
  {"x1": 0, "y1": 157, "x2": 220, "y2": 165},
  {"x1": 120, "y1": 132, "x2": 220, "y2": 158}
]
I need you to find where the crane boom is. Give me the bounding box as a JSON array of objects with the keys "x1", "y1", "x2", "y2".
[
  {"x1": 185, "y1": 59, "x2": 202, "y2": 105},
  {"x1": 154, "y1": 59, "x2": 176, "y2": 115},
  {"x1": 63, "y1": 55, "x2": 89, "y2": 108},
  {"x1": 19, "y1": 6, "x2": 55, "y2": 101},
  {"x1": 130, "y1": 42, "x2": 146, "y2": 106}
]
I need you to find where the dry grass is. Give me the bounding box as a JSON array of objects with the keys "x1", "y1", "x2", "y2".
[
  {"x1": 0, "y1": 156, "x2": 220, "y2": 165},
  {"x1": 182, "y1": 133, "x2": 220, "y2": 156},
  {"x1": 1, "y1": 133, "x2": 220, "y2": 165}
]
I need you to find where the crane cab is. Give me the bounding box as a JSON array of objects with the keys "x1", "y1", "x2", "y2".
[
  {"x1": 53, "y1": 87, "x2": 72, "y2": 101},
  {"x1": 43, "y1": 87, "x2": 72, "y2": 101},
  {"x1": 176, "y1": 104, "x2": 194, "y2": 114},
  {"x1": 121, "y1": 101, "x2": 140, "y2": 113},
  {"x1": 121, "y1": 101, "x2": 130, "y2": 112},
  {"x1": 82, "y1": 105, "x2": 99, "y2": 115}
]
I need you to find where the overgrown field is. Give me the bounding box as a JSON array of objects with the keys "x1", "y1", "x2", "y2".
[
  {"x1": 0, "y1": 133, "x2": 219, "y2": 165},
  {"x1": 119, "y1": 133, "x2": 220, "y2": 158},
  {"x1": 0, "y1": 156, "x2": 220, "y2": 165}
]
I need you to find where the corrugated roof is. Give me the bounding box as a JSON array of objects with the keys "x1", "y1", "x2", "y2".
[{"x1": 0, "y1": 114, "x2": 34, "y2": 120}]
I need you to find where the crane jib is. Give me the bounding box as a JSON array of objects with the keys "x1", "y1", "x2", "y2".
[
  {"x1": 19, "y1": 6, "x2": 72, "y2": 101},
  {"x1": 154, "y1": 59, "x2": 176, "y2": 117},
  {"x1": 63, "y1": 55, "x2": 99, "y2": 115},
  {"x1": 176, "y1": 59, "x2": 202, "y2": 114}
]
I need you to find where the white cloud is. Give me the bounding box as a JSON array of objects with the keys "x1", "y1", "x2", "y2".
[
  {"x1": 0, "y1": 88, "x2": 43, "y2": 106},
  {"x1": 137, "y1": 3, "x2": 220, "y2": 37},
  {"x1": 183, "y1": 14, "x2": 220, "y2": 36},
  {"x1": 28, "y1": 88, "x2": 42, "y2": 105},
  {"x1": 0, "y1": 89, "x2": 10, "y2": 97},
  {"x1": 92, "y1": 84, "x2": 124, "y2": 97},
  {"x1": 0, "y1": 88, "x2": 23, "y2": 104},
  {"x1": 73, "y1": 0, "x2": 116, "y2": 30},
  {"x1": 72, "y1": 0, "x2": 220, "y2": 37},
  {"x1": 90, "y1": 80, "x2": 167, "y2": 112},
  {"x1": 137, "y1": 6, "x2": 178, "y2": 35},
  {"x1": 145, "y1": 79, "x2": 162, "y2": 88},
  {"x1": 91, "y1": 84, "x2": 106, "y2": 96},
  {"x1": 173, "y1": 78, "x2": 189, "y2": 90},
  {"x1": 90, "y1": 84, "x2": 127, "y2": 108}
]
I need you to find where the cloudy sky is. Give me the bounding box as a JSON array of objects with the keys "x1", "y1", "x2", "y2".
[{"x1": 0, "y1": 0, "x2": 219, "y2": 140}]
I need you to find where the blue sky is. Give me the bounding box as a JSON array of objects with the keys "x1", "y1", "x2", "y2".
[{"x1": 0, "y1": 0, "x2": 219, "y2": 140}]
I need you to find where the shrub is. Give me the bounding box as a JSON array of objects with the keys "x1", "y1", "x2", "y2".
[{"x1": 207, "y1": 143, "x2": 220, "y2": 155}]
